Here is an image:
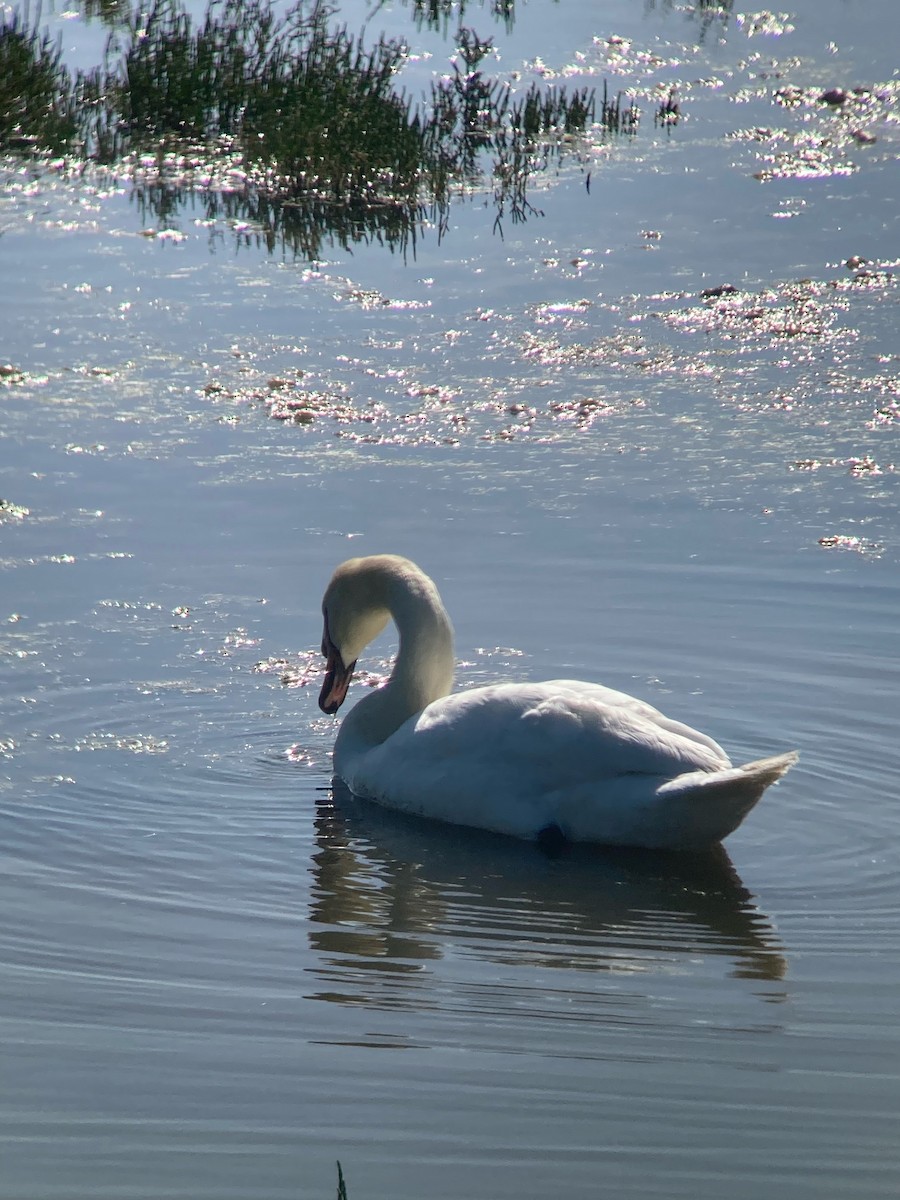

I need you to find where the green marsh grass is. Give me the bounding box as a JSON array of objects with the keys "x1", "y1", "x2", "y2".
[
  {"x1": 2, "y1": 0, "x2": 609, "y2": 252},
  {"x1": 0, "y1": 10, "x2": 77, "y2": 151}
]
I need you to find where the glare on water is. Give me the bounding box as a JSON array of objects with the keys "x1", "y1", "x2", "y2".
[{"x1": 1, "y1": 0, "x2": 899, "y2": 1197}]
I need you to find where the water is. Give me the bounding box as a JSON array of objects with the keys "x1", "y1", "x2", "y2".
[{"x1": 2, "y1": 0, "x2": 899, "y2": 1196}]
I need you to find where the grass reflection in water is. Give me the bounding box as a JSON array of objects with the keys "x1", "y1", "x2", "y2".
[{"x1": 0, "y1": 0, "x2": 617, "y2": 255}]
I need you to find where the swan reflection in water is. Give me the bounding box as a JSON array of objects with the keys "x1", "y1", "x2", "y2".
[{"x1": 306, "y1": 782, "x2": 787, "y2": 1013}]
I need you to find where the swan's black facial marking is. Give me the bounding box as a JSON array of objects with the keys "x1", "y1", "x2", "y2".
[{"x1": 319, "y1": 609, "x2": 357, "y2": 714}]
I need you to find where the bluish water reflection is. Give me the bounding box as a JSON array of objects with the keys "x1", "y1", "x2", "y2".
[{"x1": 2, "y1": 0, "x2": 900, "y2": 1197}]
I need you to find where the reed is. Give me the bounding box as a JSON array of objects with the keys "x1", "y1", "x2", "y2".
[
  {"x1": 2, "y1": 0, "x2": 608, "y2": 250},
  {"x1": 403, "y1": 0, "x2": 516, "y2": 36},
  {"x1": 336, "y1": 1160, "x2": 348, "y2": 1200},
  {"x1": 0, "y1": 9, "x2": 77, "y2": 151}
]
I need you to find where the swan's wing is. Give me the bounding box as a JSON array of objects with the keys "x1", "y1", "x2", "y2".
[
  {"x1": 343, "y1": 680, "x2": 730, "y2": 837},
  {"x1": 514, "y1": 680, "x2": 730, "y2": 769},
  {"x1": 413, "y1": 682, "x2": 728, "y2": 775}
]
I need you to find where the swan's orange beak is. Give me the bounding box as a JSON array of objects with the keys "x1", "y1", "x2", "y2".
[{"x1": 319, "y1": 617, "x2": 356, "y2": 714}]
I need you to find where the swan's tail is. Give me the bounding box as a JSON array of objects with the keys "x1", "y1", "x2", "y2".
[{"x1": 655, "y1": 750, "x2": 799, "y2": 848}]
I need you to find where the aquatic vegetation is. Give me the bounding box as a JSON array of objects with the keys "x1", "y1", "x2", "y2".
[
  {"x1": 646, "y1": 0, "x2": 735, "y2": 40},
  {"x1": 735, "y1": 11, "x2": 795, "y2": 38},
  {"x1": 817, "y1": 534, "x2": 884, "y2": 556},
  {"x1": 75, "y1": 0, "x2": 133, "y2": 27},
  {"x1": 400, "y1": 0, "x2": 516, "y2": 35},
  {"x1": 336, "y1": 1159, "x2": 349, "y2": 1200},
  {"x1": 1, "y1": 0, "x2": 603, "y2": 254},
  {"x1": 78, "y1": 0, "x2": 425, "y2": 187},
  {"x1": 0, "y1": 11, "x2": 77, "y2": 151},
  {"x1": 655, "y1": 86, "x2": 680, "y2": 126},
  {"x1": 424, "y1": 27, "x2": 596, "y2": 229},
  {"x1": 0, "y1": 499, "x2": 30, "y2": 522},
  {"x1": 0, "y1": 363, "x2": 27, "y2": 385}
]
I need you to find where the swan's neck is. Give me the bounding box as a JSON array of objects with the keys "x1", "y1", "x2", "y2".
[
  {"x1": 390, "y1": 574, "x2": 455, "y2": 715},
  {"x1": 341, "y1": 567, "x2": 455, "y2": 752}
]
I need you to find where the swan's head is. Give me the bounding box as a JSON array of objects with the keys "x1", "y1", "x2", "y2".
[{"x1": 318, "y1": 558, "x2": 391, "y2": 714}]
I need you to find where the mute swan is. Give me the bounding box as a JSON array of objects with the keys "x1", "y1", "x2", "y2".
[{"x1": 318, "y1": 555, "x2": 797, "y2": 850}]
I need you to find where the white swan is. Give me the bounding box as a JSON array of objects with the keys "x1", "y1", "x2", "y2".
[{"x1": 318, "y1": 555, "x2": 798, "y2": 850}]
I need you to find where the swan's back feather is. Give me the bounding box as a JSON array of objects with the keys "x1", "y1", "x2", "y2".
[
  {"x1": 336, "y1": 680, "x2": 792, "y2": 848},
  {"x1": 412, "y1": 680, "x2": 729, "y2": 777}
]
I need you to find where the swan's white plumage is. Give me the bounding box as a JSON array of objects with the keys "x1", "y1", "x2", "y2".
[{"x1": 318, "y1": 554, "x2": 797, "y2": 850}]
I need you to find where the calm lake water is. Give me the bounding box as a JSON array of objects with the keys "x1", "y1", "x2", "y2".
[{"x1": 2, "y1": 1, "x2": 899, "y2": 1197}]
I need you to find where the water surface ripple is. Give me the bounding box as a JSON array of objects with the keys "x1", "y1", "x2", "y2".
[{"x1": 2, "y1": 0, "x2": 900, "y2": 1197}]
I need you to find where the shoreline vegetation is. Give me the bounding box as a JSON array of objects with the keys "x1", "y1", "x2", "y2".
[{"x1": 1, "y1": 0, "x2": 637, "y2": 254}]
